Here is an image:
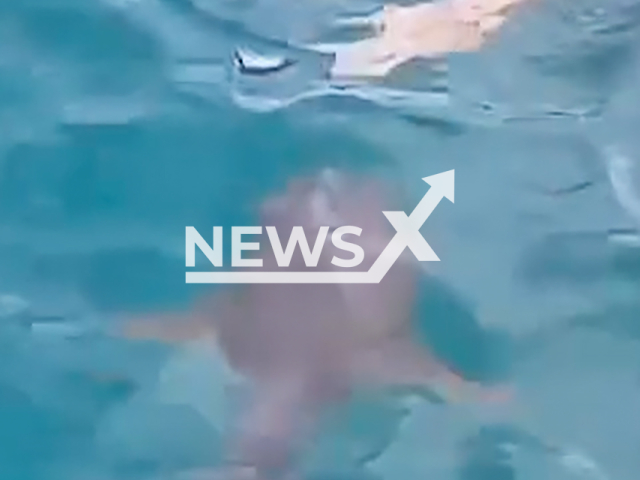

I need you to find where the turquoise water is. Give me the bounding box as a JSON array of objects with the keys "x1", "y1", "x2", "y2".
[{"x1": 1, "y1": 0, "x2": 640, "y2": 479}]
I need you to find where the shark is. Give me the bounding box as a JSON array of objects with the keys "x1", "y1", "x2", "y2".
[{"x1": 118, "y1": 168, "x2": 509, "y2": 480}]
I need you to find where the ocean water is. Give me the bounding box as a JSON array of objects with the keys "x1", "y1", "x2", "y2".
[{"x1": 1, "y1": 0, "x2": 640, "y2": 479}]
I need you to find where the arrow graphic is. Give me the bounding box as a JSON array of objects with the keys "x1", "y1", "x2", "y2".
[{"x1": 186, "y1": 170, "x2": 454, "y2": 284}]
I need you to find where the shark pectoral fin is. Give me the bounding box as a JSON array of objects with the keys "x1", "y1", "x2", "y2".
[{"x1": 351, "y1": 336, "x2": 489, "y2": 404}]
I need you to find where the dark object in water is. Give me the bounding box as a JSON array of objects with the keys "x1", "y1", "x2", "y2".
[
  {"x1": 399, "y1": 114, "x2": 466, "y2": 136},
  {"x1": 233, "y1": 49, "x2": 296, "y2": 76},
  {"x1": 414, "y1": 276, "x2": 513, "y2": 383},
  {"x1": 546, "y1": 180, "x2": 595, "y2": 196}
]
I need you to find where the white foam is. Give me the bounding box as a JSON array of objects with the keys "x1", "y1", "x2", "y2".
[
  {"x1": 234, "y1": 48, "x2": 289, "y2": 71},
  {"x1": 556, "y1": 447, "x2": 610, "y2": 480},
  {"x1": 604, "y1": 145, "x2": 640, "y2": 228}
]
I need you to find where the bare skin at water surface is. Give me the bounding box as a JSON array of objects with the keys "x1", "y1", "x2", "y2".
[
  {"x1": 314, "y1": 0, "x2": 533, "y2": 79},
  {"x1": 116, "y1": 169, "x2": 510, "y2": 480}
]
